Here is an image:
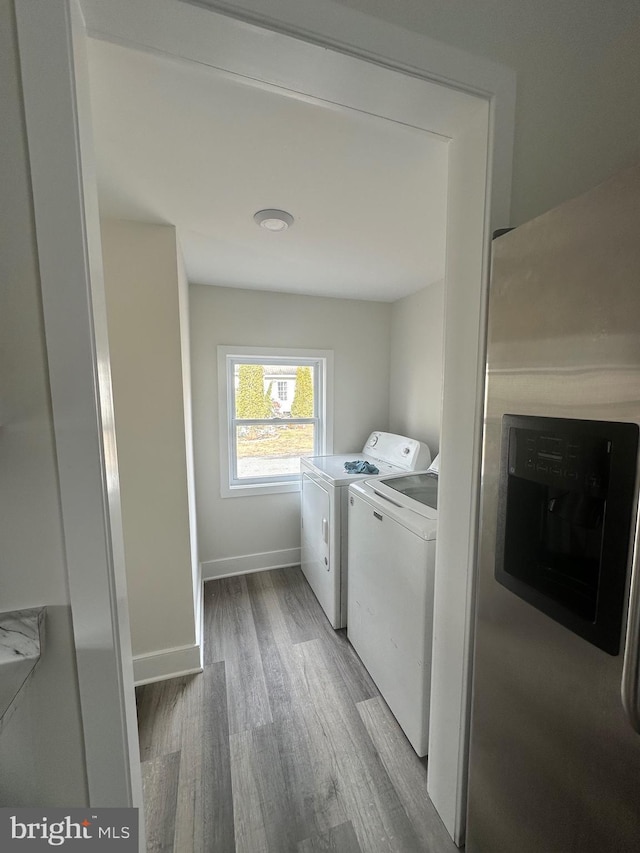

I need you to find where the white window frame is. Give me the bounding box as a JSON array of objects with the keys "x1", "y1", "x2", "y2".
[{"x1": 218, "y1": 346, "x2": 334, "y2": 497}]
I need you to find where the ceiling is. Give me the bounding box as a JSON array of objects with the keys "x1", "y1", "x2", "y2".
[{"x1": 87, "y1": 37, "x2": 449, "y2": 302}]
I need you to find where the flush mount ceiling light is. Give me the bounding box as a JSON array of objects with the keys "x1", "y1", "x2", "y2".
[{"x1": 254, "y1": 209, "x2": 294, "y2": 232}]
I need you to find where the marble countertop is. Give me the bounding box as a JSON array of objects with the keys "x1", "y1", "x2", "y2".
[{"x1": 0, "y1": 608, "x2": 46, "y2": 730}]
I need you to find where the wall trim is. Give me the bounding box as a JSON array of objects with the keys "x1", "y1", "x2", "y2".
[
  {"x1": 15, "y1": 0, "x2": 143, "y2": 811},
  {"x1": 133, "y1": 642, "x2": 202, "y2": 686},
  {"x1": 202, "y1": 548, "x2": 301, "y2": 580}
]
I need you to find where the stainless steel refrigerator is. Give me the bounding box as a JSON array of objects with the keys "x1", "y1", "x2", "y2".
[{"x1": 467, "y1": 163, "x2": 640, "y2": 853}]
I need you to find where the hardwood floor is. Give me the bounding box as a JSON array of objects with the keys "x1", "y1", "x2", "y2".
[{"x1": 136, "y1": 566, "x2": 458, "y2": 853}]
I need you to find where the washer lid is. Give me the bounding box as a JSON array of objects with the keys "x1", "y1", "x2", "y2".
[
  {"x1": 376, "y1": 471, "x2": 439, "y2": 510},
  {"x1": 350, "y1": 477, "x2": 437, "y2": 539}
]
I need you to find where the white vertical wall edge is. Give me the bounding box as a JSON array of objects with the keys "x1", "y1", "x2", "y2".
[
  {"x1": 176, "y1": 247, "x2": 203, "y2": 668},
  {"x1": 427, "y1": 101, "x2": 492, "y2": 846},
  {"x1": 14, "y1": 0, "x2": 144, "y2": 820}
]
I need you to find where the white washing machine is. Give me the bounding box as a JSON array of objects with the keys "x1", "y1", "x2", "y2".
[
  {"x1": 300, "y1": 432, "x2": 431, "y2": 629},
  {"x1": 347, "y1": 465, "x2": 439, "y2": 756}
]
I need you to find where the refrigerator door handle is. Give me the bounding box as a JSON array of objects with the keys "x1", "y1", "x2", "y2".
[{"x1": 622, "y1": 509, "x2": 640, "y2": 733}]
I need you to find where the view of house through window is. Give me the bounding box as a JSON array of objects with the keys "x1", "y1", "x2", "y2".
[
  {"x1": 218, "y1": 346, "x2": 332, "y2": 496},
  {"x1": 233, "y1": 361, "x2": 317, "y2": 480}
]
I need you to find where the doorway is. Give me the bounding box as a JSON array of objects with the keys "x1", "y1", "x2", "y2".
[{"x1": 16, "y1": 0, "x2": 514, "y2": 845}]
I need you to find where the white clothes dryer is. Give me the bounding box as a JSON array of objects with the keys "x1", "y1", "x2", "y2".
[
  {"x1": 347, "y1": 467, "x2": 439, "y2": 756},
  {"x1": 300, "y1": 432, "x2": 430, "y2": 629}
]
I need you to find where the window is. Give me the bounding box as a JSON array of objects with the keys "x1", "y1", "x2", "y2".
[{"x1": 218, "y1": 346, "x2": 333, "y2": 497}]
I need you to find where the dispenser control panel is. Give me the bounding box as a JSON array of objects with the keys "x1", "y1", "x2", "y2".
[{"x1": 510, "y1": 428, "x2": 610, "y2": 494}]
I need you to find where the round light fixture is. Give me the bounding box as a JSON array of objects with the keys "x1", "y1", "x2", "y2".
[{"x1": 254, "y1": 209, "x2": 294, "y2": 232}]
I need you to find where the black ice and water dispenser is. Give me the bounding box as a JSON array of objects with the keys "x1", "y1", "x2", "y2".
[{"x1": 495, "y1": 415, "x2": 638, "y2": 654}]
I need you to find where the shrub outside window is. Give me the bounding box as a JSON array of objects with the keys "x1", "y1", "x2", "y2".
[{"x1": 218, "y1": 346, "x2": 333, "y2": 497}]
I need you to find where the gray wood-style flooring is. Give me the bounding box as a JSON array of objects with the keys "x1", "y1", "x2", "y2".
[{"x1": 136, "y1": 566, "x2": 458, "y2": 853}]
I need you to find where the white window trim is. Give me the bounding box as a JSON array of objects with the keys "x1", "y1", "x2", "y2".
[{"x1": 218, "y1": 345, "x2": 334, "y2": 497}]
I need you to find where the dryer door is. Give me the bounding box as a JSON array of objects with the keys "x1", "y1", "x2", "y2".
[{"x1": 301, "y1": 473, "x2": 335, "y2": 623}]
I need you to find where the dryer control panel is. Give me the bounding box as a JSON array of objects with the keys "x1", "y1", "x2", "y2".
[{"x1": 364, "y1": 431, "x2": 431, "y2": 471}]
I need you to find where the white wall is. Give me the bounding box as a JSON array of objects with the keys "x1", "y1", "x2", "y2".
[
  {"x1": 190, "y1": 284, "x2": 391, "y2": 574},
  {"x1": 328, "y1": 0, "x2": 640, "y2": 225},
  {"x1": 101, "y1": 219, "x2": 201, "y2": 683},
  {"x1": 0, "y1": 0, "x2": 87, "y2": 805},
  {"x1": 389, "y1": 281, "x2": 444, "y2": 455}
]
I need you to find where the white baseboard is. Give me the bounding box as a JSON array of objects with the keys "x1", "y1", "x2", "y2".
[
  {"x1": 202, "y1": 547, "x2": 301, "y2": 581},
  {"x1": 133, "y1": 642, "x2": 203, "y2": 686}
]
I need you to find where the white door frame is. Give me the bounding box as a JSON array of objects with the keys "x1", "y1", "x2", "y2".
[
  {"x1": 14, "y1": 0, "x2": 144, "y2": 828},
  {"x1": 16, "y1": 0, "x2": 515, "y2": 845}
]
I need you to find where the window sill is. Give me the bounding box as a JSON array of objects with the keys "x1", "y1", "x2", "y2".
[{"x1": 221, "y1": 480, "x2": 301, "y2": 498}]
